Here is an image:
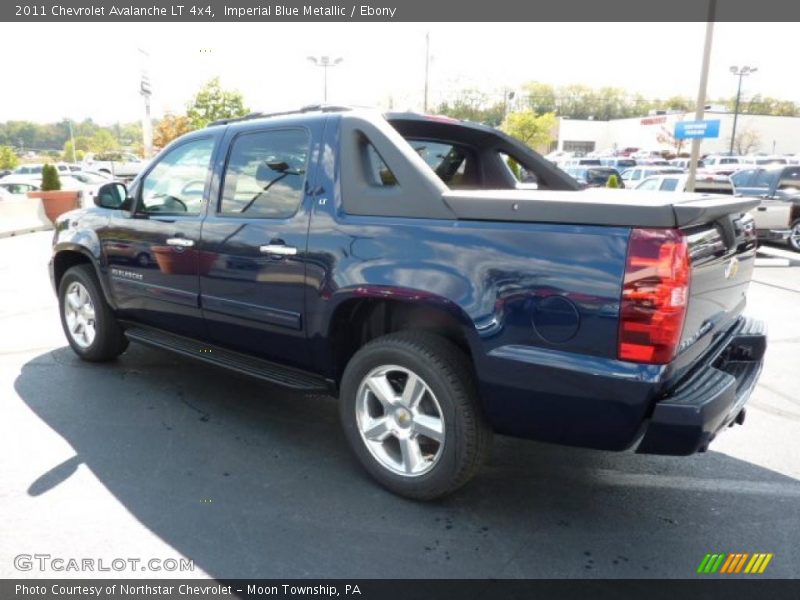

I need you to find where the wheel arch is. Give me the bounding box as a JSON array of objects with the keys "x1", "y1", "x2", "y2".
[
  {"x1": 324, "y1": 288, "x2": 480, "y2": 385},
  {"x1": 53, "y1": 244, "x2": 116, "y2": 310}
]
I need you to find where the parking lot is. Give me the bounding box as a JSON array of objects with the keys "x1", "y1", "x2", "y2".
[{"x1": 1, "y1": 231, "x2": 799, "y2": 579}]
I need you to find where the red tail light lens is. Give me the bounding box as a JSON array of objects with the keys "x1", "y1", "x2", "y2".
[{"x1": 618, "y1": 228, "x2": 690, "y2": 364}]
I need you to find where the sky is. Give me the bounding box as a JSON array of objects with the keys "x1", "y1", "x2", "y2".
[{"x1": 0, "y1": 21, "x2": 798, "y2": 124}]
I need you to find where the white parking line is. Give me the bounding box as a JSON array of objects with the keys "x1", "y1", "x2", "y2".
[
  {"x1": 757, "y1": 245, "x2": 800, "y2": 261},
  {"x1": 755, "y1": 258, "x2": 791, "y2": 267}
]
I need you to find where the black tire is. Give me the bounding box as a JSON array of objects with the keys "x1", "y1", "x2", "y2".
[
  {"x1": 58, "y1": 264, "x2": 128, "y2": 362},
  {"x1": 135, "y1": 252, "x2": 150, "y2": 267},
  {"x1": 788, "y1": 219, "x2": 800, "y2": 253},
  {"x1": 339, "y1": 331, "x2": 492, "y2": 500}
]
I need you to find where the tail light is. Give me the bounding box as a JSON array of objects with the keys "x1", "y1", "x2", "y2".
[{"x1": 618, "y1": 228, "x2": 690, "y2": 364}]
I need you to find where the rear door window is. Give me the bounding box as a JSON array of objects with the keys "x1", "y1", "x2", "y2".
[{"x1": 220, "y1": 129, "x2": 309, "y2": 219}]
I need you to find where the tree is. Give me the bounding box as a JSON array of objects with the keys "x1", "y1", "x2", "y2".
[
  {"x1": 41, "y1": 164, "x2": 61, "y2": 191},
  {"x1": 0, "y1": 145, "x2": 19, "y2": 170},
  {"x1": 501, "y1": 111, "x2": 557, "y2": 151},
  {"x1": 153, "y1": 113, "x2": 194, "y2": 149},
  {"x1": 656, "y1": 121, "x2": 687, "y2": 158},
  {"x1": 732, "y1": 126, "x2": 761, "y2": 155},
  {"x1": 435, "y1": 89, "x2": 505, "y2": 126},
  {"x1": 62, "y1": 140, "x2": 85, "y2": 162},
  {"x1": 186, "y1": 77, "x2": 250, "y2": 129},
  {"x1": 88, "y1": 130, "x2": 118, "y2": 153}
]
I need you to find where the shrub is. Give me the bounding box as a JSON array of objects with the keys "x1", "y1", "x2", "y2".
[
  {"x1": 41, "y1": 164, "x2": 61, "y2": 192},
  {"x1": 606, "y1": 174, "x2": 621, "y2": 189}
]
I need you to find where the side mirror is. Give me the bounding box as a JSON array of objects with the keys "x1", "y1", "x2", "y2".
[{"x1": 95, "y1": 182, "x2": 128, "y2": 209}]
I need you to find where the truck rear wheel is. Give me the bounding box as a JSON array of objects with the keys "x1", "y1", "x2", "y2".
[
  {"x1": 339, "y1": 331, "x2": 491, "y2": 500},
  {"x1": 58, "y1": 265, "x2": 128, "y2": 361}
]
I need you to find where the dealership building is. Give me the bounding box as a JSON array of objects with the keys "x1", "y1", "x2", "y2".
[{"x1": 553, "y1": 111, "x2": 800, "y2": 156}]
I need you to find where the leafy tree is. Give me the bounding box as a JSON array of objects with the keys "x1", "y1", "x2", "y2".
[
  {"x1": 606, "y1": 174, "x2": 621, "y2": 188},
  {"x1": 41, "y1": 164, "x2": 61, "y2": 191},
  {"x1": 501, "y1": 111, "x2": 557, "y2": 151},
  {"x1": 153, "y1": 113, "x2": 194, "y2": 149},
  {"x1": 434, "y1": 89, "x2": 505, "y2": 126},
  {"x1": 522, "y1": 82, "x2": 557, "y2": 114},
  {"x1": 89, "y1": 130, "x2": 118, "y2": 153},
  {"x1": 186, "y1": 77, "x2": 250, "y2": 129},
  {"x1": 62, "y1": 140, "x2": 85, "y2": 162},
  {"x1": 0, "y1": 145, "x2": 19, "y2": 170}
]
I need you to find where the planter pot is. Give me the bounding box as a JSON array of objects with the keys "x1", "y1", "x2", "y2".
[
  {"x1": 152, "y1": 247, "x2": 217, "y2": 275},
  {"x1": 27, "y1": 190, "x2": 80, "y2": 224}
]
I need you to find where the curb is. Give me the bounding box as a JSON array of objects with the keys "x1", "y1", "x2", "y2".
[{"x1": 0, "y1": 224, "x2": 53, "y2": 239}]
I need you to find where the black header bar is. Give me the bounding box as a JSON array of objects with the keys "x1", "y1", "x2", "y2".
[{"x1": 2, "y1": 0, "x2": 800, "y2": 22}]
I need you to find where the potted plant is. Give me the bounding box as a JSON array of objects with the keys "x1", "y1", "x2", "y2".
[{"x1": 27, "y1": 164, "x2": 80, "y2": 224}]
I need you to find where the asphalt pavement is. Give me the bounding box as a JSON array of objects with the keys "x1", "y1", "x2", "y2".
[{"x1": 1, "y1": 232, "x2": 799, "y2": 579}]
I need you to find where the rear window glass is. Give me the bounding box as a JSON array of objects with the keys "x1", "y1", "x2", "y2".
[{"x1": 406, "y1": 139, "x2": 476, "y2": 188}]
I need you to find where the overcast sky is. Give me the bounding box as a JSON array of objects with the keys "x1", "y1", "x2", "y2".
[{"x1": 1, "y1": 22, "x2": 797, "y2": 124}]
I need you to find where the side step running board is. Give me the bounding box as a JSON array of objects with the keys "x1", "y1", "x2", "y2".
[{"x1": 124, "y1": 326, "x2": 332, "y2": 393}]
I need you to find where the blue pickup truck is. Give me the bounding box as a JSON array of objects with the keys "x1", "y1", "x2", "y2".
[{"x1": 50, "y1": 107, "x2": 766, "y2": 499}]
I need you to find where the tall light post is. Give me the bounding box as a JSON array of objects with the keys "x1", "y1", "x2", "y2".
[
  {"x1": 423, "y1": 32, "x2": 430, "y2": 112},
  {"x1": 686, "y1": 0, "x2": 716, "y2": 193},
  {"x1": 729, "y1": 65, "x2": 757, "y2": 155},
  {"x1": 64, "y1": 118, "x2": 76, "y2": 163},
  {"x1": 307, "y1": 55, "x2": 343, "y2": 103},
  {"x1": 138, "y1": 47, "x2": 153, "y2": 159}
]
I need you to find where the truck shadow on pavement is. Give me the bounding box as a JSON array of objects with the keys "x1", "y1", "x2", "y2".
[{"x1": 15, "y1": 344, "x2": 800, "y2": 579}]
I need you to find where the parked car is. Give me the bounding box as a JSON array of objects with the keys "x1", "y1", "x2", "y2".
[
  {"x1": 741, "y1": 155, "x2": 788, "y2": 167},
  {"x1": 635, "y1": 158, "x2": 671, "y2": 167},
  {"x1": 50, "y1": 107, "x2": 765, "y2": 499},
  {"x1": 701, "y1": 155, "x2": 743, "y2": 175},
  {"x1": 82, "y1": 152, "x2": 146, "y2": 178},
  {"x1": 10, "y1": 162, "x2": 71, "y2": 179},
  {"x1": 557, "y1": 157, "x2": 602, "y2": 169},
  {"x1": 620, "y1": 166, "x2": 684, "y2": 183},
  {"x1": 731, "y1": 165, "x2": 800, "y2": 251},
  {"x1": 599, "y1": 157, "x2": 637, "y2": 172},
  {"x1": 635, "y1": 173, "x2": 733, "y2": 195},
  {"x1": 0, "y1": 180, "x2": 39, "y2": 195},
  {"x1": 564, "y1": 166, "x2": 624, "y2": 188},
  {"x1": 668, "y1": 158, "x2": 705, "y2": 169}
]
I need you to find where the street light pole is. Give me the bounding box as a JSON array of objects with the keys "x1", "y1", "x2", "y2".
[
  {"x1": 423, "y1": 32, "x2": 430, "y2": 112},
  {"x1": 729, "y1": 65, "x2": 757, "y2": 155},
  {"x1": 307, "y1": 56, "x2": 343, "y2": 103},
  {"x1": 65, "y1": 119, "x2": 76, "y2": 163},
  {"x1": 686, "y1": 0, "x2": 716, "y2": 193}
]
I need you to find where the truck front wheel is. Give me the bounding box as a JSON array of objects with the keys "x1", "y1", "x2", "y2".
[
  {"x1": 339, "y1": 332, "x2": 491, "y2": 500},
  {"x1": 58, "y1": 265, "x2": 128, "y2": 361},
  {"x1": 789, "y1": 219, "x2": 800, "y2": 253}
]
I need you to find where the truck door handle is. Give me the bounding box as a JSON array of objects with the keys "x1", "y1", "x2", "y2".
[
  {"x1": 166, "y1": 237, "x2": 195, "y2": 247},
  {"x1": 260, "y1": 244, "x2": 297, "y2": 256},
  {"x1": 757, "y1": 207, "x2": 767, "y2": 211}
]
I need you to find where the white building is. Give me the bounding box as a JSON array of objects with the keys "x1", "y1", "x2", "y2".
[{"x1": 555, "y1": 111, "x2": 800, "y2": 156}]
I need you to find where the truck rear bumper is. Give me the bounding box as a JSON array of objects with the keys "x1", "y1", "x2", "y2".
[
  {"x1": 636, "y1": 317, "x2": 766, "y2": 455},
  {"x1": 478, "y1": 316, "x2": 765, "y2": 453}
]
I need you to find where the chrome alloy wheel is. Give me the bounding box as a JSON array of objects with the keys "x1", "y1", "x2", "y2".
[
  {"x1": 355, "y1": 365, "x2": 445, "y2": 477},
  {"x1": 790, "y1": 222, "x2": 800, "y2": 252},
  {"x1": 63, "y1": 281, "x2": 96, "y2": 348}
]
